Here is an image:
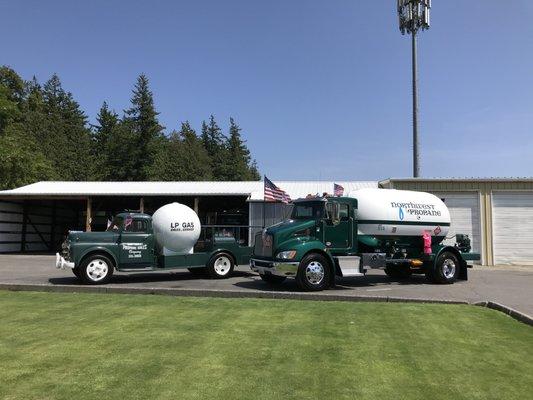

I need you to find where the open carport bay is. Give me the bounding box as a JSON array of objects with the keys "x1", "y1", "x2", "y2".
[{"x1": 0, "y1": 255, "x2": 532, "y2": 317}]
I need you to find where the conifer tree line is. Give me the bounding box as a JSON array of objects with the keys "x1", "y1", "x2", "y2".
[{"x1": 0, "y1": 66, "x2": 260, "y2": 189}]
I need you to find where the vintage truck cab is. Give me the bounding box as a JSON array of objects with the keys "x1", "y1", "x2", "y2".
[{"x1": 251, "y1": 192, "x2": 480, "y2": 291}]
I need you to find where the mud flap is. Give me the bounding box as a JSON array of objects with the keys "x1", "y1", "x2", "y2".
[{"x1": 458, "y1": 261, "x2": 468, "y2": 280}]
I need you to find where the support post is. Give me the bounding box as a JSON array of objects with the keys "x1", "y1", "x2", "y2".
[
  {"x1": 20, "y1": 201, "x2": 28, "y2": 252},
  {"x1": 139, "y1": 197, "x2": 145, "y2": 213},
  {"x1": 194, "y1": 197, "x2": 199, "y2": 214},
  {"x1": 50, "y1": 200, "x2": 57, "y2": 251},
  {"x1": 412, "y1": 30, "x2": 420, "y2": 177},
  {"x1": 86, "y1": 197, "x2": 92, "y2": 232}
]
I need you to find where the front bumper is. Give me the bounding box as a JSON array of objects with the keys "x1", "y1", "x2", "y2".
[
  {"x1": 250, "y1": 258, "x2": 299, "y2": 277},
  {"x1": 55, "y1": 253, "x2": 75, "y2": 269}
]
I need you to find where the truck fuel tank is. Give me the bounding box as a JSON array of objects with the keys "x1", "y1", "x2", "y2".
[
  {"x1": 152, "y1": 202, "x2": 201, "y2": 255},
  {"x1": 349, "y1": 188, "x2": 451, "y2": 244}
]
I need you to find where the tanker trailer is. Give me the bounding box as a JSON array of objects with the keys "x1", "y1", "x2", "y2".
[
  {"x1": 251, "y1": 188, "x2": 480, "y2": 291},
  {"x1": 56, "y1": 202, "x2": 252, "y2": 284}
]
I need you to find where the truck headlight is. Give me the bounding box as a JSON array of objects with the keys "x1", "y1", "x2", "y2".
[{"x1": 277, "y1": 250, "x2": 297, "y2": 260}]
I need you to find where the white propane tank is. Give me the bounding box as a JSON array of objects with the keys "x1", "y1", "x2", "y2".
[
  {"x1": 349, "y1": 188, "x2": 451, "y2": 240},
  {"x1": 152, "y1": 202, "x2": 201, "y2": 255}
]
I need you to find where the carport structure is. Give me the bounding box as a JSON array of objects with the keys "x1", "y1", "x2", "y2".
[{"x1": 0, "y1": 181, "x2": 264, "y2": 253}]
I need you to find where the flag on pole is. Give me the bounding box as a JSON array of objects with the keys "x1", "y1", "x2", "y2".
[
  {"x1": 334, "y1": 183, "x2": 344, "y2": 197},
  {"x1": 264, "y1": 176, "x2": 291, "y2": 203}
]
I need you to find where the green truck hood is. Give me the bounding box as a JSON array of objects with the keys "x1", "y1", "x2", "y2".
[
  {"x1": 68, "y1": 231, "x2": 117, "y2": 243},
  {"x1": 267, "y1": 219, "x2": 317, "y2": 249}
]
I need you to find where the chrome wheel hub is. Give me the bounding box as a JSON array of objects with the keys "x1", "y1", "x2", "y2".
[
  {"x1": 214, "y1": 256, "x2": 231, "y2": 276},
  {"x1": 305, "y1": 261, "x2": 324, "y2": 285},
  {"x1": 442, "y1": 258, "x2": 456, "y2": 279},
  {"x1": 87, "y1": 259, "x2": 109, "y2": 282}
]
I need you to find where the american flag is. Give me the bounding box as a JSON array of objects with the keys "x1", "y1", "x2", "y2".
[
  {"x1": 334, "y1": 183, "x2": 344, "y2": 197},
  {"x1": 264, "y1": 177, "x2": 291, "y2": 203}
]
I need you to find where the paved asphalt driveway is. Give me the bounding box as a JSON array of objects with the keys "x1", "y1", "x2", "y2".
[{"x1": 0, "y1": 255, "x2": 532, "y2": 316}]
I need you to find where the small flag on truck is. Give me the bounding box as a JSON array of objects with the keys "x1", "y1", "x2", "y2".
[
  {"x1": 264, "y1": 176, "x2": 291, "y2": 203},
  {"x1": 334, "y1": 183, "x2": 344, "y2": 197}
]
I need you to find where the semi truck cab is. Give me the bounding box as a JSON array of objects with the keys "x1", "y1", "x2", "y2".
[{"x1": 251, "y1": 194, "x2": 480, "y2": 291}]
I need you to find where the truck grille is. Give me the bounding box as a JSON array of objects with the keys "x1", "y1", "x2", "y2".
[{"x1": 254, "y1": 232, "x2": 273, "y2": 257}]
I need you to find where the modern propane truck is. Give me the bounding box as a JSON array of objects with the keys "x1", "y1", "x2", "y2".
[
  {"x1": 56, "y1": 203, "x2": 251, "y2": 284},
  {"x1": 251, "y1": 188, "x2": 480, "y2": 291}
]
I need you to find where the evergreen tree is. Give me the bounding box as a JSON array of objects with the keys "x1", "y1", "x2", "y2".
[
  {"x1": 226, "y1": 118, "x2": 260, "y2": 180},
  {"x1": 179, "y1": 122, "x2": 212, "y2": 180},
  {"x1": 147, "y1": 122, "x2": 212, "y2": 181},
  {"x1": 201, "y1": 115, "x2": 228, "y2": 179},
  {"x1": 123, "y1": 74, "x2": 164, "y2": 180},
  {"x1": 92, "y1": 102, "x2": 120, "y2": 179},
  {"x1": 35, "y1": 74, "x2": 95, "y2": 180},
  {"x1": 0, "y1": 66, "x2": 24, "y2": 133},
  {"x1": 0, "y1": 123, "x2": 56, "y2": 189},
  {"x1": 104, "y1": 122, "x2": 138, "y2": 181}
]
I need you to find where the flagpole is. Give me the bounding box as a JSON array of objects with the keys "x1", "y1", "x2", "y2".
[{"x1": 262, "y1": 177, "x2": 266, "y2": 229}]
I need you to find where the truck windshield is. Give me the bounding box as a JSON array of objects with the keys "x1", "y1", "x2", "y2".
[
  {"x1": 291, "y1": 202, "x2": 326, "y2": 219},
  {"x1": 106, "y1": 216, "x2": 124, "y2": 231}
]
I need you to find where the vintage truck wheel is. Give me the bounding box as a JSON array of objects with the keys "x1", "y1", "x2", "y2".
[
  {"x1": 207, "y1": 253, "x2": 234, "y2": 279},
  {"x1": 296, "y1": 253, "x2": 331, "y2": 291},
  {"x1": 259, "y1": 274, "x2": 286, "y2": 285},
  {"x1": 72, "y1": 267, "x2": 82, "y2": 280},
  {"x1": 79, "y1": 254, "x2": 114, "y2": 285},
  {"x1": 428, "y1": 251, "x2": 459, "y2": 284}
]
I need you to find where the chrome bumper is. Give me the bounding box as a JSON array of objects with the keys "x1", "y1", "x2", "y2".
[
  {"x1": 56, "y1": 253, "x2": 75, "y2": 269},
  {"x1": 250, "y1": 258, "x2": 299, "y2": 277}
]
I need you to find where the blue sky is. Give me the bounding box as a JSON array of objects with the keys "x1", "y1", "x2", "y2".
[{"x1": 2, "y1": 0, "x2": 532, "y2": 180}]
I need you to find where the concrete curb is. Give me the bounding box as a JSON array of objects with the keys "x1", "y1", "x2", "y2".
[
  {"x1": 474, "y1": 301, "x2": 533, "y2": 327},
  {"x1": 0, "y1": 283, "x2": 531, "y2": 326},
  {"x1": 0, "y1": 282, "x2": 468, "y2": 304}
]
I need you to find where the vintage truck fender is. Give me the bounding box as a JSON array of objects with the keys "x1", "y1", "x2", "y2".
[{"x1": 73, "y1": 245, "x2": 119, "y2": 269}]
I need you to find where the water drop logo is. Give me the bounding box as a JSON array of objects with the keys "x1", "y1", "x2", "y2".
[{"x1": 399, "y1": 207, "x2": 404, "y2": 221}]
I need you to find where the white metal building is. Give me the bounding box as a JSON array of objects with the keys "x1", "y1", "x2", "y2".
[{"x1": 380, "y1": 178, "x2": 533, "y2": 266}]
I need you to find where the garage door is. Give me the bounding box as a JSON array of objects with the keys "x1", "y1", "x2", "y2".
[
  {"x1": 432, "y1": 192, "x2": 481, "y2": 262},
  {"x1": 492, "y1": 192, "x2": 533, "y2": 265}
]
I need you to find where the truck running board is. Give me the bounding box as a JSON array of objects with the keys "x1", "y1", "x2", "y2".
[
  {"x1": 119, "y1": 267, "x2": 155, "y2": 272},
  {"x1": 336, "y1": 256, "x2": 365, "y2": 277}
]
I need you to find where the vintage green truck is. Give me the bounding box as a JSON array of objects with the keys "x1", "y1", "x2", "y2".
[
  {"x1": 56, "y1": 203, "x2": 252, "y2": 284},
  {"x1": 251, "y1": 188, "x2": 480, "y2": 291}
]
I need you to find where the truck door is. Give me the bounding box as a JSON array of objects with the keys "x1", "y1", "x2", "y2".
[
  {"x1": 323, "y1": 203, "x2": 352, "y2": 251},
  {"x1": 118, "y1": 217, "x2": 155, "y2": 268}
]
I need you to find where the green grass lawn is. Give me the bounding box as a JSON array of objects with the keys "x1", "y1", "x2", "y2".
[{"x1": 0, "y1": 291, "x2": 531, "y2": 400}]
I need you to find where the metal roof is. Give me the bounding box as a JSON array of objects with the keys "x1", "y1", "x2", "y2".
[
  {"x1": 256, "y1": 181, "x2": 378, "y2": 201},
  {"x1": 380, "y1": 177, "x2": 533, "y2": 184},
  {"x1": 0, "y1": 180, "x2": 379, "y2": 201}
]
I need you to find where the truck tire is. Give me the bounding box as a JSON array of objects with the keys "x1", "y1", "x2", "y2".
[
  {"x1": 259, "y1": 274, "x2": 286, "y2": 285},
  {"x1": 428, "y1": 251, "x2": 460, "y2": 284},
  {"x1": 188, "y1": 267, "x2": 207, "y2": 276},
  {"x1": 72, "y1": 267, "x2": 82, "y2": 280},
  {"x1": 384, "y1": 266, "x2": 412, "y2": 280},
  {"x1": 207, "y1": 253, "x2": 234, "y2": 279},
  {"x1": 296, "y1": 253, "x2": 331, "y2": 291},
  {"x1": 79, "y1": 254, "x2": 114, "y2": 285}
]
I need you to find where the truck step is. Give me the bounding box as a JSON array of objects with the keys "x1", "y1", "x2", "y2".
[{"x1": 336, "y1": 256, "x2": 365, "y2": 277}]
